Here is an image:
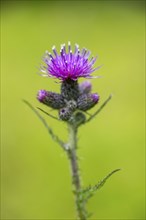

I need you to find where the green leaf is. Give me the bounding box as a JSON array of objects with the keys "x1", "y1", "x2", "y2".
[
  {"x1": 37, "y1": 107, "x2": 60, "y2": 121},
  {"x1": 85, "y1": 94, "x2": 112, "y2": 123},
  {"x1": 92, "y1": 168, "x2": 121, "y2": 190},
  {"x1": 23, "y1": 100, "x2": 66, "y2": 150},
  {"x1": 82, "y1": 168, "x2": 121, "y2": 201}
]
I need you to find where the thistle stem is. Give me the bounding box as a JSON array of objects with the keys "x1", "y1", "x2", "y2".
[{"x1": 67, "y1": 122, "x2": 87, "y2": 220}]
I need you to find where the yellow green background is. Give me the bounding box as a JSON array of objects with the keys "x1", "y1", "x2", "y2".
[{"x1": 1, "y1": 1, "x2": 145, "y2": 219}]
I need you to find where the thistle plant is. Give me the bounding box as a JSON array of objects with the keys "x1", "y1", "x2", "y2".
[{"x1": 24, "y1": 42, "x2": 120, "y2": 220}]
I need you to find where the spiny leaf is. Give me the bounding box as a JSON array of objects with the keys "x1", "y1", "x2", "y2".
[
  {"x1": 82, "y1": 168, "x2": 121, "y2": 201},
  {"x1": 23, "y1": 100, "x2": 66, "y2": 150},
  {"x1": 92, "y1": 168, "x2": 121, "y2": 191},
  {"x1": 37, "y1": 107, "x2": 59, "y2": 121},
  {"x1": 85, "y1": 94, "x2": 112, "y2": 123}
]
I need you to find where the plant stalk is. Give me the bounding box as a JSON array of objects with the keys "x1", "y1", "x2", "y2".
[{"x1": 67, "y1": 122, "x2": 87, "y2": 220}]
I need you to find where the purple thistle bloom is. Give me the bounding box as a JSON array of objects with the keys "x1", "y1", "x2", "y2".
[{"x1": 40, "y1": 42, "x2": 101, "y2": 81}]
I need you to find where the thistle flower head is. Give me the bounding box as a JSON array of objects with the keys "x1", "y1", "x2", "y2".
[
  {"x1": 37, "y1": 43, "x2": 101, "y2": 121},
  {"x1": 41, "y1": 42, "x2": 101, "y2": 81}
]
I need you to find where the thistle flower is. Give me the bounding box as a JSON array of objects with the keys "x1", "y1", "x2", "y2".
[
  {"x1": 40, "y1": 42, "x2": 101, "y2": 81},
  {"x1": 37, "y1": 43, "x2": 101, "y2": 121}
]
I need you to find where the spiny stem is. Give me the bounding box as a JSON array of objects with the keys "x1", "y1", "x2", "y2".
[{"x1": 67, "y1": 122, "x2": 87, "y2": 220}]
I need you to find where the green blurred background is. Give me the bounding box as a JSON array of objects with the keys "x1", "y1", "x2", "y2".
[{"x1": 1, "y1": 1, "x2": 145, "y2": 219}]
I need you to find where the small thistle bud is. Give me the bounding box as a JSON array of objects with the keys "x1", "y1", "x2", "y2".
[
  {"x1": 59, "y1": 100, "x2": 77, "y2": 121},
  {"x1": 77, "y1": 93, "x2": 99, "y2": 111},
  {"x1": 59, "y1": 107, "x2": 73, "y2": 121},
  {"x1": 61, "y1": 79, "x2": 79, "y2": 101},
  {"x1": 37, "y1": 90, "x2": 65, "y2": 109},
  {"x1": 74, "y1": 112, "x2": 86, "y2": 127},
  {"x1": 79, "y1": 81, "x2": 92, "y2": 94}
]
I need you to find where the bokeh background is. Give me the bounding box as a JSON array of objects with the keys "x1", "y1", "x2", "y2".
[{"x1": 1, "y1": 1, "x2": 145, "y2": 219}]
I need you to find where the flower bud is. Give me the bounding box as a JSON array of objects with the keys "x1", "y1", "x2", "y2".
[
  {"x1": 59, "y1": 100, "x2": 77, "y2": 121},
  {"x1": 59, "y1": 107, "x2": 73, "y2": 121},
  {"x1": 37, "y1": 90, "x2": 65, "y2": 109},
  {"x1": 77, "y1": 93, "x2": 99, "y2": 111},
  {"x1": 74, "y1": 112, "x2": 86, "y2": 126},
  {"x1": 79, "y1": 81, "x2": 92, "y2": 94}
]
